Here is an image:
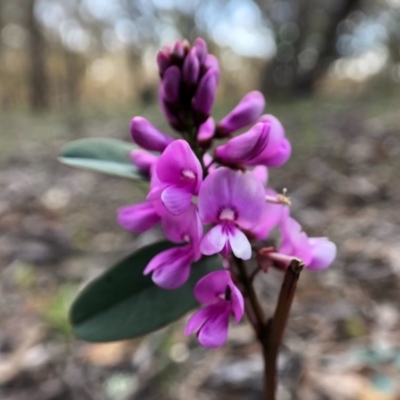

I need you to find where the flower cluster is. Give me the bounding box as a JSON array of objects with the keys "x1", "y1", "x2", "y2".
[{"x1": 118, "y1": 39, "x2": 336, "y2": 349}]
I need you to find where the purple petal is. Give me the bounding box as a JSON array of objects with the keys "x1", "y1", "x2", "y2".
[
  {"x1": 192, "y1": 68, "x2": 219, "y2": 118},
  {"x1": 214, "y1": 122, "x2": 269, "y2": 164},
  {"x1": 263, "y1": 138, "x2": 292, "y2": 167},
  {"x1": 156, "y1": 140, "x2": 203, "y2": 194},
  {"x1": 158, "y1": 86, "x2": 180, "y2": 129},
  {"x1": 130, "y1": 117, "x2": 174, "y2": 152},
  {"x1": 228, "y1": 226, "x2": 252, "y2": 260},
  {"x1": 251, "y1": 166, "x2": 269, "y2": 186},
  {"x1": 193, "y1": 37, "x2": 208, "y2": 65},
  {"x1": 117, "y1": 202, "x2": 160, "y2": 232},
  {"x1": 258, "y1": 114, "x2": 285, "y2": 155},
  {"x1": 162, "y1": 65, "x2": 181, "y2": 104},
  {"x1": 217, "y1": 91, "x2": 265, "y2": 135},
  {"x1": 200, "y1": 224, "x2": 227, "y2": 256},
  {"x1": 194, "y1": 270, "x2": 232, "y2": 303},
  {"x1": 307, "y1": 237, "x2": 337, "y2": 271},
  {"x1": 161, "y1": 203, "x2": 203, "y2": 245},
  {"x1": 144, "y1": 246, "x2": 193, "y2": 289},
  {"x1": 230, "y1": 284, "x2": 245, "y2": 323},
  {"x1": 198, "y1": 307, "x2": 231, "y2": 348},
  {"x1": 198, "y1": 168, "x2": 265, "y2": 229},
  {"x1": 251, "y1": 189, "x2": 283, "y2": 240},
  {"x1": 156, "y1": 50, "x2": 171, "y2": 75},
  {"x1": 197, "y1": 117, "x2": 215, "y2": 142},
  {"x1": 204, "y1": 55, "x2": 220, "y2": 81},
  {"x1": 183, "y1": 48, "x2": 200, "y2": 85},
  {"x1": 171, "y1": 40, "x2": 184, "y2": 59},
  {"x1": 161, "y1": 185, "x2": 193, "y2": 216},
  {"x1": 279, "y1": 212, "x2": 312, "y2": 265},
  {"x1": 130, "y1": 149, "x2": 159, "y2": 175},
  {"x1": 184, "y1": 305, "x2": 215, "y2": 336}
]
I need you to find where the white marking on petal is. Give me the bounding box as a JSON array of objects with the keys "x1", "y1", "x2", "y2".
[
  {"x1": 219, "y1": 207, "x2": 236, "y2": 221},
  {"x1": 181, "y1": 169, "x2": 196, "y2": 179}
]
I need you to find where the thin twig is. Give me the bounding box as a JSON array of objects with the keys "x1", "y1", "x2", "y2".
[{"x1": 262, "y1": 259, "x2": 303, "y2": 400}]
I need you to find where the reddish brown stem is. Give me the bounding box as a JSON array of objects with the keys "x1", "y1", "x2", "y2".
[{"x1": 262, "y1": 259, "x2": 303, "y2": 400}]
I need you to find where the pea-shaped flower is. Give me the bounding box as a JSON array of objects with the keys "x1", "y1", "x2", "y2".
[
  {"x1": 185, "y1": 270, "x2": 244, "y2": 348},
  {"x1": 148, "y1": 140, "x2": 203, "y2": 215},
  {"x1": 198, "y1": 167, "x2": 265, "y2": 259}
]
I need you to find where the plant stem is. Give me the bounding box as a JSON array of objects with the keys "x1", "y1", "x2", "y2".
[
  {"x1": 232, "y1": 256, "x2": 303, "y2": 400},
  {"x1": 262, "y1": 259, "x2": 303, "y2": 400},
  {"x1": 233, "y1": 256, "x2": 265, "y2": 335}
]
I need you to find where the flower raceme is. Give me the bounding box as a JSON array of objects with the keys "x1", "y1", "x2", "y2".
[{"x1": 115, "y1": 37, "x2": 336, "y2": 349}]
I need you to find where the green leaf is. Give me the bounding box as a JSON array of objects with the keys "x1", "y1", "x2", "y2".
[
  {"x1": 70, "y1": 241, "x2": 222, "y2": 342},
  {"x1": 59, "y1": 138, "x2": 147, "y2": 180}
]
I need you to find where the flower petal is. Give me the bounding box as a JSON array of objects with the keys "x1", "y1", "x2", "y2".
[
  {"x1": 130, "y1": 117, "x2": 174, "y2": 152},
  {"x1": 144, "y1": 246, "x2": 193, "y2": 289},
  {"x1": 184, "y1": 306, "x2": 215, "y2": 336},
  {"x1": 217, "y1": 91, "x2": 265, "y2": 135},
  {"x1": 214, "y1": 122, "x2": 269, "y2": 164},
  {"x1": 200, "y1": 224, "x2": 227, "y2": 256},
  {"x1": 198, "y1": 307, "x2": 231, "y2": 348},
  {"x1": 161, "y1": 203, "x2": 203, "y2": 246},
  {"x1": 228, "y1": 226, "x2": 252, "y2": 260},
  {"x1": 230, "y1": 284, "x2": 245, "y2": 323},
  {"x1": 194, "y1": 270, "x2": 232, "y2": 303},
  {"x1": 198, "y1": 167, "x2": 264, "y2": 228},
  {"x1": 161, "y1": 185, "x2": 193, "y2": 216},
  {"x1": 156, "y1": 140, "x2": 202, "y2": 194},
  {"x1": 117, "y1": 202, "x2": 160, "y2": 232},
  {"x1": 307, "y1": 237, "x2": 337, "y2": 271}
]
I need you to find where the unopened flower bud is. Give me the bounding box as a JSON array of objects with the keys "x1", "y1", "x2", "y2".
[
  {"x1": 192, "y1": 68, "x2": 219, "y2": 122},
  {"x1": 130, "y1": 117, "x2": 174, "y2": 152},
  {"x1": 197, "y1": 117, "x2": 215, "y2": 143},
  {"x1": 247, "y1": 114, "x2": 291, "y2": 167},
  {"x1": 214, "y1": 122, "x2": 269, "y2": 165},
  {"x1": 156, "y1": 50, "x2": 171, "y2": 76},
  {"x1": 204, "y1": 55, "x2": 220, "y2": 82},
  {"x1": 171, "y1": 40, "x2": 184, "y2": 59},
  {"x1": 216, "y1": 91, "x2": 265, "y2": 136},
  {"x1": 162, "y1": 65, "x2": 181, "y2": 104},
  {"x1": 193, "y1": 37, "x2": 208, "y2": 65},
  {"x1": 183, "y1": 48, "x2": 200, "y2": 85},
  {"x1": 130, "y1": 149, "x2": 159, "y2": 175}
]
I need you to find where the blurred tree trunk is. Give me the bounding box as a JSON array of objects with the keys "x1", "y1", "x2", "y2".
[
  {"x1": 64, "y1": 49, "x2": 85, "y2": 107},
  {"x1": 26, "y1": 0, "x2": 49, "y2": 109},
  {"x1": 259, "y1": 0, "x2": 363, "y2": 96}
]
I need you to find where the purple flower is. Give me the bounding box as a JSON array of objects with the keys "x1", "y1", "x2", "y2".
[
  {"x1": 192, "y1": 68, "x2": 219, "y2": 122},
  {"x1": 198, "y1": 167, "x2": 265, "y2": 259},
  {"x1": 278, "y1": 208, "x2": 336, "y2": 271},
  {"x1": 144, "y1": 205, "x2": 202, "y2": 289},
  {"x1": 216, "y1": 91, "x2": 265, "y2": 136},
  {"x1": 130, "y1": 117, "x2": 174, "y2": 152},
  {"x1": 117, "y1": 201, "x2": 161, "y2": 233},
  {"x1": 162, "y1": 65, "x2": 181, "y2": 104},
  {"x1": 185, "y1": 270, "x2": 244, "y2": 348},
  {"x1": 248, "y1": 114, "x2": 291, "y2": 167},
  {"x1": 214, "y1": 122, "x2": 270, "y2": 165},
  {"x1": 204, "y1": 55, "x2": 220, "y2": 82},
  {"x1": 129, "y1": 149, "x2": 159, "y2": 175},
  {"x1": 183, "y1": 48, "x2": 200, "y2": 85},
  {"x1": 193, "y1": 37, "x2": 208, "y2": 65},
  {"x1": 148, "y1": 140, "x2": 203, "y2": 215},
  {"x1": 197, "y1": 117, "x2": 215, "y2": 143},
  {"x1": 156, "y1": 49, "x2": 170, "y2": 76}
]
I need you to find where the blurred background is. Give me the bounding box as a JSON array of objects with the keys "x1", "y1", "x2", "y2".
[{"x1": 1, "y1": 0, "x2": 400, "y2": 399}]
